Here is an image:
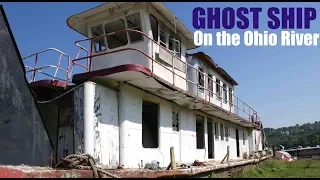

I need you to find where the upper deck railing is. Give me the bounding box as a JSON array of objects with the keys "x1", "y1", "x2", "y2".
[
  {"x1": 70, "y1": 29, "x2": 261, "y2": 123},
  {"x1": 23, "y1": 48, "x2": 71, "y2": 84},
  {"x1": 22, "y1": 30, "x2": 261, "y2": 124}
]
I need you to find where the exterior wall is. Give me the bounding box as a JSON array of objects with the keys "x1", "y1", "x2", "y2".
[
  {"x1": 118, "y1": 83, "x2": 251, "y2": 168},
  {"x1": 253, "y1": 129, "x2": 263, "y2": 151},
  {"x1": 186, "y1": 56, "x2": 235, "y2": 113},
  {"x1": 74, "y1": 82, "x2": 119, "y2": 169}
]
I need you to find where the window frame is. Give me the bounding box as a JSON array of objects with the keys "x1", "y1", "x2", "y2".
[
  {"x1": 104, "y1": 18, "x2": 129, "y2": 50},
  {"x1": 89, "y1": 12, "x2": 145, "y2": 53},
  {"x1": 91, "y1": 24, "x2": 107, "y2": 53},
  {"x1": 126, "y1": 12, "x2": 144, "y2": 44}
]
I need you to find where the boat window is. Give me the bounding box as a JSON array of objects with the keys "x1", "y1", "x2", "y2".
[
  {"x1": 104, "y1": 19, "x2": 128, "y2": 49},
  {"x1": 168, "y1": 30, "x2": 181, "y2": 54},
  {"x1": 223, "y1": 83, "x2": 228, "y2": 104},
  {"x1": 149, "y1": 14, "x2": 158, "y2": 41},
  {"x1": 159, "y1": 22, "x2": 167, "y2": 48},
  {"x1": 198, "y1": 67, "x2": 204, "y2": 91},
  {"x1": 208, "y1": 74, "x2": 213, "y2": 97},
  {"x1": 126, "y1": 13, "x2": 143, "y2": 43},
  {"x1": 91, "y1": 24, "x2": 106, "y2": 52},
  {"x1": 172, "y1": 110, "x2": 179, "y2": 132},
  {"x1": 220, "y1": 123, "x2": 224, "y2": 140}
]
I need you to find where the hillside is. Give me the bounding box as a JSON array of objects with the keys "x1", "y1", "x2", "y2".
[{"x1": 264, "y1": 121, "x2": 320, "y2": 148}]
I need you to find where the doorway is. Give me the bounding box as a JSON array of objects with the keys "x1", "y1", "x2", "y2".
[
  {"x1": 207, "y1": 119, "x2": 214, "y2": 159},
  {"x1": 142, "y1": 101, "x2": 159, "y2": 148},
  {"x1": 236, "y1": 129, "x2": 240, "y2": 157}
]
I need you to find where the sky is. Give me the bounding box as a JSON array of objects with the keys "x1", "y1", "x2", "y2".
[{"x1": 1, "y1": 2, "x2": 320, "y2": 128}]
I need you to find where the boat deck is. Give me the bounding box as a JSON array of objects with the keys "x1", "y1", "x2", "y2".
[{"x1": 0, "y1": 156, "x2": 272, "y2": 178}]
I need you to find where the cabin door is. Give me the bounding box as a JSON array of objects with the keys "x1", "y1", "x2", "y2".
[{"x1": 236, "y1": 129, "x2": 240, "y2": 157}]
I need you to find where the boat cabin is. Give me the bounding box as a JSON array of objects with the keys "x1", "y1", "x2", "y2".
[
  {"x1": 68, "y1": 2, "x2": 196, "y2": 91},
  {"x1": 21, "y1": 2, "x2": 265, "y2": 169}
]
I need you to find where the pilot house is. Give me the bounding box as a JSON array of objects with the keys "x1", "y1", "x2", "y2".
[{"x1": 23, "y1": 2, "x2": 265, "y2": 169}]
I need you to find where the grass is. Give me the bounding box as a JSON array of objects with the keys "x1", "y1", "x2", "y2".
[{"x1": 233, "y1": 159, "x2": 320, "y2": 178}]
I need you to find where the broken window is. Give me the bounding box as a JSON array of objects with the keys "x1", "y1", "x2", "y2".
[
  {"x1": 142, "y1": 101, "x2": 159, "y2": 148},
  {"x1": 225, "y1": 124, "x2": 229, "y2": 141},
  {"x1": 243, "y1": 132, "x2": 245, "y2": 145},
  {"x1": 104, "y1": 19, "x2": 128, "y2": 49},
  {"x1": 198, "y1": 67, "x2": 204, "y2": 91},
  {"x1": 172, "y1": 110, "x2": 179, "y2": 132},
  {"x1": 91, "y1": 24, "x2": 106, "y2": 52},
  {"x1": 214, "y1": 122, "x2": 219, "y2": 140},
  {"x1": 220, "y1": 123, "x2": 224, "y2": 140},
  {"x1": 150, "y1": 14, "x2": 158, "y2": 41},
  {"x1": 126, "y1": 13, "x2": 143, "y2": 43},
  {"x1": 168, "y1": 29, "x2": 181, "y2": 54},
  {"x1": 208, "y1": 74, "x2": 213, "y2": 97},
  {"x1": 223, "y1": 83, "x2": 228, "y2": 104},
  {"x1": 196, "y1": 115, "x2": 205, "y2": 149},
  {"x1": 216, "y1": 79, "x2": 221, "y2": 100}
]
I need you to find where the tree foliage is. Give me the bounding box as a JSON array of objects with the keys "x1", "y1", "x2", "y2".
[{"x1": 265, "y1": 121, "x2": 320, "y2": 148}]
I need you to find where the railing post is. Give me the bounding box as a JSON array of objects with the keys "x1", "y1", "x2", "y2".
[
  {"x1": 172, "y1": 54, "x2": 175, "y2": 86},
  {"x1": 31, "y1": 53, "x2": 39, "y2": 82}
]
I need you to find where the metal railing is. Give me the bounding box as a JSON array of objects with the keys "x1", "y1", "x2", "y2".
[
  {"x1": 23, "y1": 48, "x2": 71, "y2": 84},
  {"x1": 71, "y1": 29, "x2": 261, "y2": 123}
]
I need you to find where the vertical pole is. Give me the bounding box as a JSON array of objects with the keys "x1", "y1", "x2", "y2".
[
  {"x1": 83, "y1": 81, "x2": 95, "y2": 156},
  {"x1": 170, "y1": 147, "x2": 176, "y2": 170},
  {"x1": 227, "y1": 145, "x2": 230, "y2": 163}
]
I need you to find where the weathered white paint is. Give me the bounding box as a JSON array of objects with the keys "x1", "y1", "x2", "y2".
[
  {"x1": 117, "y1": 82, "x2": 251, "y2": 168},
  {"x1": 74, "y1": 82, "x2": 119, "y2": 168},
  {"x1": 254, "y1": 129, "x2": 263, "y2": 151},
  {"x1": 186, "y1": 56, "x2": 235, "y2": 113}
]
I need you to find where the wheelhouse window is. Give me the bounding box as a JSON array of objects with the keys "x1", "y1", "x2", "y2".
[
  {"x1": 104, "y1": 19, "x2": 128, "y2": 49},
  {"x1": 91, "y1": 24, "x2": 106, "y2": 52},
  {"x1": 208, "y1": 74, "x2": 213, "y2": 97},
  {"x1": 223, "y1": 83, "x2": 228, "y2": 104},
  {"x1": 150, "y1": 14, "x2": 158, "y2": 41},
  {"x1": 216, "y1": 79, "x2": 221, "y2": 100},
  {"x1": 198, "y1": 67, "x2": 204, "y2": 91},
  {"x1": 126, "y1": 13, "x2": 143, "y2": 43}
]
